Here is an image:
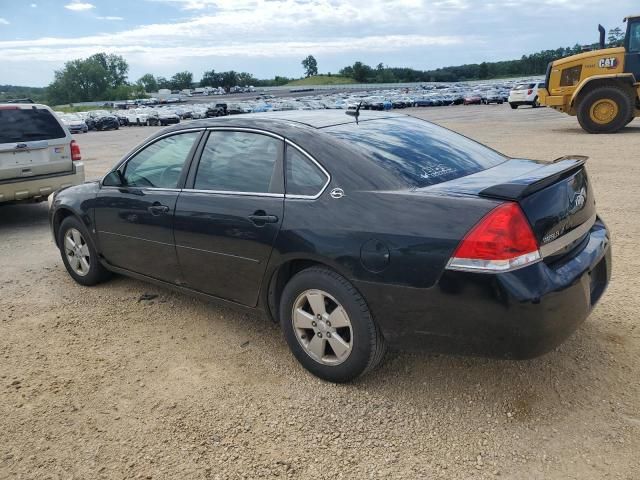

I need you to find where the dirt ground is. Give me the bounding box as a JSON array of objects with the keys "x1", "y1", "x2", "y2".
[{"x1": 1, "y1": 106, "x2": 639, "y2": 480}]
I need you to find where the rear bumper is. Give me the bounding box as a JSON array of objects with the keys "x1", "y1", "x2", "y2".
[
  {"x1": 0, "y1": 163, "x2": 85, "y2": 203},
  {"x1": 356, "y1": 218, "x2": 611, "y2": 359}
]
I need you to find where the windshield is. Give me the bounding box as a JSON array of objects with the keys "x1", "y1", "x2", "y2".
[{"x1": 323, "y1": 117, "x2": 506, "y2": 188}]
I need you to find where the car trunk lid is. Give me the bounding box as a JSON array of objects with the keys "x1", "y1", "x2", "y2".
[{"x1": 425, "y1": 157, "x2": 596, "y2": 258}]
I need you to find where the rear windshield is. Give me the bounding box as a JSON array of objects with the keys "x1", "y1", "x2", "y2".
[
  {"x1": 324, "y1": 117, "x2": 506, "y2": 188},
  {"x1": 0, "y1": 108, "x2": 66, "y2": 144},
  {"x1": 514, "y1": 83, "x2": 536, "y2": 90}
]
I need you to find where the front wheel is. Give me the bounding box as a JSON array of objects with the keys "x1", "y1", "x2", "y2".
[
  {"x1": 58, "y1": 216, "x2": 111, "y2": 286},
  {"x1": 577, "y1": 85, "x2": 633, "y2": 134},
  {"x1": 279, "y1": 267, "x2": 386, "y2": 383},
  {"x1": 510, "y1": 103, "x2": 518, "y2": 109}
]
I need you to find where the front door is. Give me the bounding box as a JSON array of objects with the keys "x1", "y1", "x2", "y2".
[
  {"x1": 95, "y1": 131, "x2": 202, "y2": 283},
  {"x1": 174, "y1": 130, "x2": 284, "y2": 306}
]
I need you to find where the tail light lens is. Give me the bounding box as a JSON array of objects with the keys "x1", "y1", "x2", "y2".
[
  {"x1": 527, "y1": 89, "x2": 533, "y2": 95},
  {"x1": 446, "y1": 202, "x2": 541, "y2": 273},
  {"x1": 70, "y1": 140, "x2": 81, "y2": 161}
]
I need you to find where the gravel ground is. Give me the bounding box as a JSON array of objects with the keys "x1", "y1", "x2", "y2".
[{"x1": 1, "y1": 105, "x2": 639, "y2": 480}]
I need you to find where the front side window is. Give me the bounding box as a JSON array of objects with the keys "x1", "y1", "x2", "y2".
[
  {"x1": 285, "y1": 145, "x2": 328, "y2": 197},
  {"x1": 122, "y1": 132, "x2": 199, "y2": 188},
  {"x1": 194, "y1": 131, "x2": 282, "y2": 193},
  {"x1": 630, "y1": 22, "x2": 640, "y2": 52}
]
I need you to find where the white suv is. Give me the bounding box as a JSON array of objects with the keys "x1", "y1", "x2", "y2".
[
  {"x1": 0, "y1": 103, "x2": 85, "y2": 204},
  {"x1": 508, "y1": 82, "x2": 545, "y2": 109}
]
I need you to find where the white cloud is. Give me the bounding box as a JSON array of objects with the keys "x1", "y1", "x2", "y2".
[
  {"x1": 64, "y1": 2, "x2": 95, "y2": 11},
  {"x1": 31, "y1": 3, "x2": 38, "y2": 7},
  {"x1": 0, "y1": 0, "x2": 632, "y2": 85},
  {"x1": 0, "y1": 18, "x2": 9, "y2": 25}
]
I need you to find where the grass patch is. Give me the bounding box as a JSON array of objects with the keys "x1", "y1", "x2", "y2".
[
  {"x1": 52, "y1": 105, "x2": 112, "y2": 113},
  {"x1": 286, "y1": 75, "x2": 356, "y2": 86}
]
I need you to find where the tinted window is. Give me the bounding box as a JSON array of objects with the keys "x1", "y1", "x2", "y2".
[
  {"x1": 324, "y1": 118, "x2": 506, "y2": 188},
  {"x1": 285, "y1": 146, "x2": 327, "y2": 197},
  {"x1": 123, "y1": 132, "x2": 199, "y2": 188},
  {"x1": 514, "y1": 83, "x2": 536, "y2": 90},
  {"x1": 630, "y1": 22, "x2": 640, "y2": 52},
  {"x1": 0, "y1": 108, "x2": 66, "y2": 144},
  {"x1": 194, "y1": 131, "x2": 282, "y2": 193}
]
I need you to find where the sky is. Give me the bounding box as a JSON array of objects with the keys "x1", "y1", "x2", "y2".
[{"x1": 0, "y1": 0, "x2": 636, "y2": 87}]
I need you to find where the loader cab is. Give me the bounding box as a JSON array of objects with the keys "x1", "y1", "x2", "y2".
[{"x1": 624, "y1": 16, "x2": 640, "y2": 79}]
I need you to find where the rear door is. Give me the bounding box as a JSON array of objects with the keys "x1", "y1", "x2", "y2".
[
  {"x1": 0, "y1": 105, "x2": 71, "y2": 181},
  {"x1": 94, "y1": 130, "x2": 202, "y2": 283},
  {"x1": 174, "y1": 129, "x2": 284, "y2": 306}
]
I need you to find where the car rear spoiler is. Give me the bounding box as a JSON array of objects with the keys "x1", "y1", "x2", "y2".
[{"x1": 479, "y1": 156, "x2": 588, "y2": 201}]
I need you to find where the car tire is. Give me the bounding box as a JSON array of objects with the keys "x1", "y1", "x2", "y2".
[
  {"x1": 532, "y1": 96, "x2": 540, "y2": 108},
  {"x1": 577, "y1": 85, "x2": 633, "y2": 134},
  {"x1": 510, "y1": 103, "x2": 518, "y2": 109},
  {"x1": 57, "y1": 216, "x2": 111, "y2": 286},
  {"x1": 279, "y1": 266, "x2": 386, "y2": 383}
]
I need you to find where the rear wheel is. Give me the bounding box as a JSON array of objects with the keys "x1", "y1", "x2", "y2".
[
  {"x1": 577, "y1": 85, "x2": 633, "y2": 134},
  {"x1": 531, "y1": 96, "x2": 540, "y2": 108},
  {"x1": 58, "y1": 216, "x2": 111, "y2": 286},
  {"x1": 510, "y1": 103, "x2": 518, "y2": 110},
  {"x1": 279, "y1": 267, "x2": 386, "y2": 383}
]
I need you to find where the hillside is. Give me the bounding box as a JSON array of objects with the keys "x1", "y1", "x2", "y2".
[{"x1": 286, "y1": 75, "x2": 356, "y2": 86}]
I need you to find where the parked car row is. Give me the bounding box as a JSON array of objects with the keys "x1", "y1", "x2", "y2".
[{"x1": 54, "y1": 79, "x2": 545, "y2": 134}]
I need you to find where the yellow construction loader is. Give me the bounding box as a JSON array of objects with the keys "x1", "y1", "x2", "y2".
[{"x1": 538, "y1": 15, "x2": 640, "y2": 133}]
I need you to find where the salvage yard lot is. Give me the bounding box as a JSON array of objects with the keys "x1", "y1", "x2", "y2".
[{"x1": 1, "y1": 105, "x2": 639, "y2": 479}]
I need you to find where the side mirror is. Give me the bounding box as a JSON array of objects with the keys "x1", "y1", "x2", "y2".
[{"x1": 102, "y1": 170, "x2": 125, "y2": 187}]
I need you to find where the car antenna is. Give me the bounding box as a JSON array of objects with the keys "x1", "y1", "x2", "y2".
[{"x1": 345, "y1": 102, "x2": 362, "y2": 124}]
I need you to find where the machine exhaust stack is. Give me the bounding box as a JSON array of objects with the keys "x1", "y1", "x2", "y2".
[{"x1": 598, "y1": 24, "x2": 606, "y2": 49}]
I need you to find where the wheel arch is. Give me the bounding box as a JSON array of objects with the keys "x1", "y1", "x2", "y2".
[
  {"x1": 52, "y1": 207, "x2": 77, "y2": 247},
  {"x1": 263, "y1": 256, "x2": 354, "y2": 324},
  {"x1": 570, "y1": 74, "x2": 637, "y2": 109},
  {"x1": 52, "y1": 206, "x2": 91, "y2": 248}
]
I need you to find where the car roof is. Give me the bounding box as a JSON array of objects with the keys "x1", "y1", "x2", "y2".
[{"x1": 166, "y1": 110, "x2": 407, "y2": 132}]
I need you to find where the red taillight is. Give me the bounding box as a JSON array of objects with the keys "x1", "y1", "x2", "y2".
[
  {"x1": 70, "y1": 140, "x2": 81, "y2": 161},
  {"x1": 527, "y1": 89, "x2": 533, "y2": 95},
  {"x1": 447, "y1": 202, "x2": 540, "y2": 273}
]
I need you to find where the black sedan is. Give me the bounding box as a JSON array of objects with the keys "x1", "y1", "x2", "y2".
[{"x1": 48, "y1": 111, "x2": 611, "y2": 382}]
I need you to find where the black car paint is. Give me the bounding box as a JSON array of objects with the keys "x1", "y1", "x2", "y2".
[{"x1": 49, "y1": 111, "x2": 611, "y2": 359}]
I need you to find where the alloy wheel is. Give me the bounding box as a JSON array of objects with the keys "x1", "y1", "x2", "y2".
[
  {"x1": 64, "y1": 228, "x2": 91, "y2": 276},
  {"x1": 292, "y1": 289, "x2": 353, "y2": 366}
]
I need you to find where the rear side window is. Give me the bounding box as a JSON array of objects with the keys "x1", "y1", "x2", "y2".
[
  {"x1": 285, "y1": 145, "x2": 328, "y2": 197},
  {"x1": 0, "y1": 108, "x2": 66, "y2": 144},
  {"x1": 194, "y1": 131, "x2": 282, "y2": 194},
  {"x1": 324, "y1": 117, "x2": 506, "y2": 188}
]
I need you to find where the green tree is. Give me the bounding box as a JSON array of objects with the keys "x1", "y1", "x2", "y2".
[
  {"x1": 137, "y1": 73, "x2": 158, "y2": 93},
  {"x1": 200, "y1": 69, "x2": 221, "y2": 87},
  {"x1": 170, "y1": 71, "x2": 193, "y2": 90},
  {"x1": 351, "y1": 61, "x2": 372, "y2": 83},
  {"x1": 608, "y1": 27, "x2": 625, "y2": 47},
  {"x1": 46, "y1": 53, "x2": 130, "y2": 104},
  {"x1": 301, "y1": 55, "x2": 318, "y2": 77},
  {"x1": 156, "y1": 77, "x2": 171, "y2": 90},
  {"x1": 221, "y1": 71, "x2": 238, "y2": 91}
]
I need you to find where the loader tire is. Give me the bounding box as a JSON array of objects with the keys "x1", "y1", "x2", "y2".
[{"x1": 577, "y1": 85, "x2": 633, "y2": 134}]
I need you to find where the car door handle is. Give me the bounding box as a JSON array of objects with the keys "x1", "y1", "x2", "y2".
[
  {"x1": 148, "y1": 203, "x2": 170, "y2": 215},
  {"x1": 248, "y1": 212, "x2": 279, "y2": 225}
]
